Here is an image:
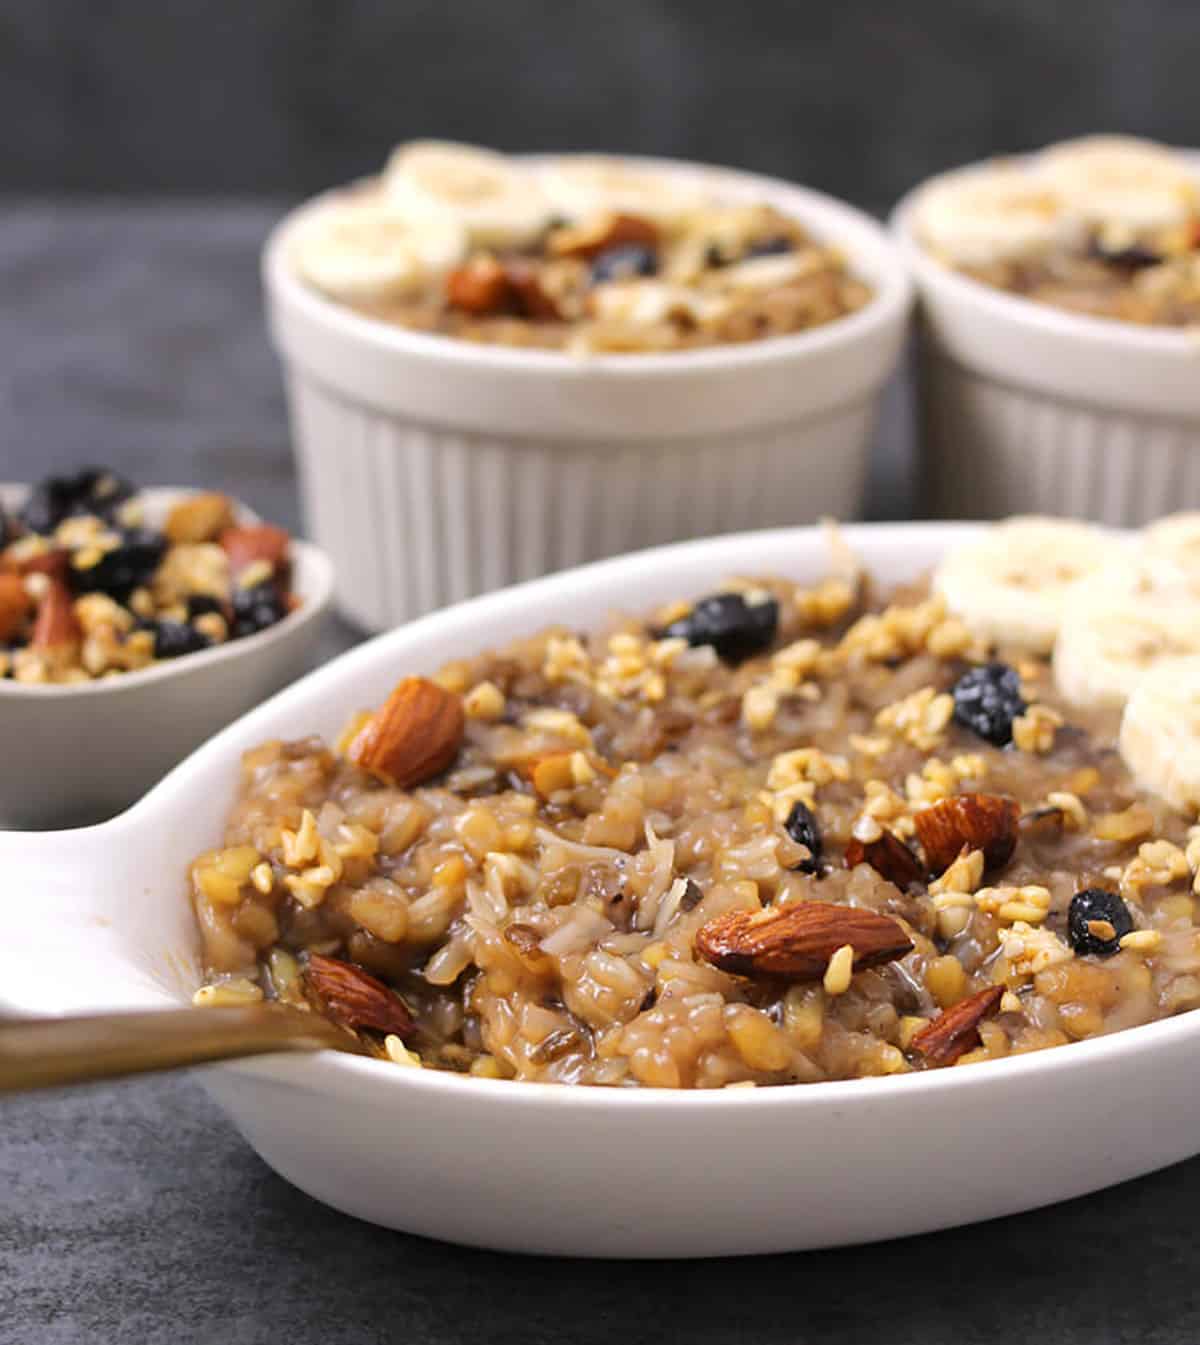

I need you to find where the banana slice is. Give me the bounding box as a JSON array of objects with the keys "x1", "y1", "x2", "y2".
[
  {"x1": 1143, "y1": 513, "x2": 1200, "y2": 576},
  {"x1": 382, "y1": 140, "x2": 550, "y2": 249},
  {"x1": 291, "y1": 199, "x2": 467, "y2": 304},
  {"x1": 537, "y1": 156, "x2": 715, "y2": 226},
  {"x1": 1120, "y1": 656, "x2": 1200, "y2": 813},
  {"x1": 588, "y1": 279, "x2": 731, "y2": 327},
  {"x1": 933, "y1": 517, "x2": 1114, "y2": 654},
  {"x1": 1035, "y1": 135, "x2": 1199, "y2": 237},
  {"x1": 914, "y1": 166, "x2": 1071, "y2": 266},
  {"x1": 1054, "y1": 589, "x2": 1200, "y2": 709}
]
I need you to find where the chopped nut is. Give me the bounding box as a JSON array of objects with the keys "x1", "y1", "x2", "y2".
[
  {"x1": 463, "y1": 680, "x2": 505, "y2": 721},
  {"x1": 1012, "y1": 704, "x2": 1063, "y2": 754},
  {"x1": 1119, "y1": 929, "x2": 1163, "y2": 953},
  {"x1": 822, "y1": 943, "x2": 855, "y2": 996},
  {"x1": 165, "y1": 492, "x2": 236, "y2": 544},
  {"x1": 548, "y1": 211, "x2": 658, "y2": 259}
]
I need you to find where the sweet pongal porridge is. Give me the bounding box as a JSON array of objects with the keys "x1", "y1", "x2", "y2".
[
  {"x1": 914, "y1": 135, "x2": 1200, "y2": 327},
  {"x1": 192, "y1": 516, "x2": 1200, "y2": 1088},
  {"x1": 289, "y1": 141, "x2": 872, "y2": 353}
]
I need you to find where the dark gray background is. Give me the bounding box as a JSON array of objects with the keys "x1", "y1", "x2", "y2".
[
  {"x1": 4, "y1": 5, "x2": 1200, "y2": 1342},
  {"x1": 2, "y1": 0, "x2": 1198, "y2": 211}
]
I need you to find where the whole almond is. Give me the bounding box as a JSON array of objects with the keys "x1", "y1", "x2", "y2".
[
  {"x1": 220, "y1": 523, "x2": 290, "y2": 577},
  {"x1": 305, "y1": 953, "x2": 416, "y2": 1039},
  {"x1": 505, "y1": 261, "x2": 562, "y2": 320},
  {"x1": 695, "y1": 899, "x2": 912, "y2": 981},
  {"x1": 915, "y1": 793, "x2": 1020, "y2": 876},
  {"x1": 349, "y1": 675, "x2": 465, "y2": 788},
  {"x1": 15, "y1": 549, "x2": 70, "y2": 581},
  {"x1": 166, "y1": 491, "x2": 235, "y2": 544},
  {"x1": 844, "y1": 828, "x2": 924, "y2": 889},
  {"x1": 0, "y1": 572, "x2": 32, "y2": 641},
  {"x1": 910, "y1": 984, "x2": 1004, "y2": 1066},
  {"x1": 31, "y1": 578, "x2": 81, "y2": 650},
  {"x1": 446, "y1": 256, "x2": 512, "y2": 315}
]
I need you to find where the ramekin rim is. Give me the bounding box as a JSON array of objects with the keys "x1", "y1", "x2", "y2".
[
  {"x1": 890, "y1": 151, "x2": 1200, "y2": 358},
  {"x1": 263, "y1": 151, "x2": 913, "y2": 379}
]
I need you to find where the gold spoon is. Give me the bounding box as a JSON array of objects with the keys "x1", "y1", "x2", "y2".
[{"x1": 0, "y1": 1005, "x2": 365, "y2": 1093}]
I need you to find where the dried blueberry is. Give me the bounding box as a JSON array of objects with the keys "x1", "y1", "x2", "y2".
[
  {"x1": 951, "y1": 662, "x2": 1027, "y2": 747},
  {"x1": 150, "y1": 619, "x2": 210, "y2": 659},
  {"x1": 186, "y1": 593, "x2": 225, "y2": 619},
  {"x1": 20, "y1": 467, "x2": 134, "y2": 534},
  {"x1": 590, "y1": 245, "x2": 658, "y2": 284},
  {"x1": 230, "y1": 581, "x2": 288, "y2": 639},
  {"x1": 1068, "y1": 888, "x2": 1134, "y2": 957},
  {"x1": 744, "y1": 236, "x2": 794, "y2": 259},
  {"x1": 1088, "y1": 236, "x2": 1161, "y2": 270},
  {"x1": 783, "y1": 801, "x2": 822, "y2": 874},
  {"x1": 71, "y1": 528, "x2": 167, "y2": 601},
  {"x1": 662, "y1": 592, "x2": 779, "y2": 664}
]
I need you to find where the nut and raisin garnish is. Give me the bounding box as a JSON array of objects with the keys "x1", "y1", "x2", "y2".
[
  {"x1": 951, "y1": 663, "x2": 1027, "y2": 747},
  {"x1": 0, "y1": 469, "x2": 299, "y2": 684},
  {"x1": 190, "y1": 522, "x2": 1200, "y2": 1088},
  {"x1": 1068, "y1": 889, "x2": 1135, "y2": 957},
  {"x1": 661, "y1": 590, "x2": 779, "y2": 663},
  {"x1": 290, "y1": 141, "x2": 873, "y2": 354},
  {"x1": 915, "y1": 135, "x2": 1200, "y2": 328}
]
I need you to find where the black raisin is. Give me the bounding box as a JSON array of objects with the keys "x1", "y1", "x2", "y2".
[
  {"x1": 71, "y1": 528, "x2": 167, "y2": 602},
  {"x1": 186, "y1": 593, "x2": 225, "y2": 619},
  {"x1": 1088, "y1": 236, "x2": 1161, "y2": 270},
  {"x1": 951, "y1": 662, "x2": 1027, "y2": 747},
  {"x1": 679, "y1": 878, "x2": 704, "y2": 912},
  {"x1": 704, "y1": 242, "x2": 728, "y2": 268},
  {"x1": 744, "y1": 236, "x2": 794, "y2": 259},
  {"x1": 662, "y1": 592, "x2": 778, "y2": 664},
  {"x1": 783, "y1": 801, "x2": 822, "y2": 874},
  {"x1": 230, "y1": 581, "x2": 287, "y2": 639},
  {"x1": 150, "y1": 619, "x2": 211, "y2": 659},
  {"x1": 590, "y1": 245, "x2": 658, "y2": 284},
  {"x1": 1068, "y1": 888, "x2": 1134, "y2": 958},
  {"x1": 20, "y1": 467, "x2": 134, "y2": 534}
]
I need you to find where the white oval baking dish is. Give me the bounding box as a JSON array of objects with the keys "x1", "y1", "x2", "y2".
[{"x1": 3, "y1": 521, "x2": 1196, "y2": 1258}]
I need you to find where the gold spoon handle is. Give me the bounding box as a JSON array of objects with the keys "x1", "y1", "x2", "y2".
[{"x1": 0, "y1": 1005, "x2": 359, "y2": 1093}]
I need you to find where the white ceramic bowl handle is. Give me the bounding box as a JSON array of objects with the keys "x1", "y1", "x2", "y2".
[{"x1": 0, "y1": 821, "x2": 189, "y2": 1017}]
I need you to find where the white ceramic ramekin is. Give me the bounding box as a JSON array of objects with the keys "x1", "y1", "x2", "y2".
[
  {"x1": 4, "y1": 522, "x2": 1200, "y2": 1258},
  {"x1": 891, "y1": 156, "x2": 1200, "y2": 525},
  {"x1": 264, "y1": 155, "x2": 912, "y2": 632},
  {"x1": 0, "y1": 486, "x2": 334, "y2": 830}
]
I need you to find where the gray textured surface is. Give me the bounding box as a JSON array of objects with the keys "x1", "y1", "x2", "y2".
[
  {"x1": 2, "y1": 201, "x2": 1198, "y2": 1342},
  {"x1": 2, "y1": 0, "x2": 1198, "y2": 215}
]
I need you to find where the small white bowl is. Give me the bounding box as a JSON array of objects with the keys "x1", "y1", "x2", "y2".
[
  {"x1": 4, "y1": 521, "x2": 1200, "y2": 1258},
  {"x1": 0, "y1": 486, "x2": 334, "y2": 829},
  {"x1": 264, "y1": 154, "x2": 912, "y2": 632},
  {"x1": 891, "y1": 154, "x2": 1200, "y2": 526}
]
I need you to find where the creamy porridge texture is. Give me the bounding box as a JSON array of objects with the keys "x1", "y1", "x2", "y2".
[
  {"x1": 914, "y1": 135, "x2": 1200, "y2": 326},
  {"x1": 192, "y1": 517, "x2": 1200, "y2": 1088},
  {"x1": 289, "y1": 141, "x2": 873, "y2": 352}
]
